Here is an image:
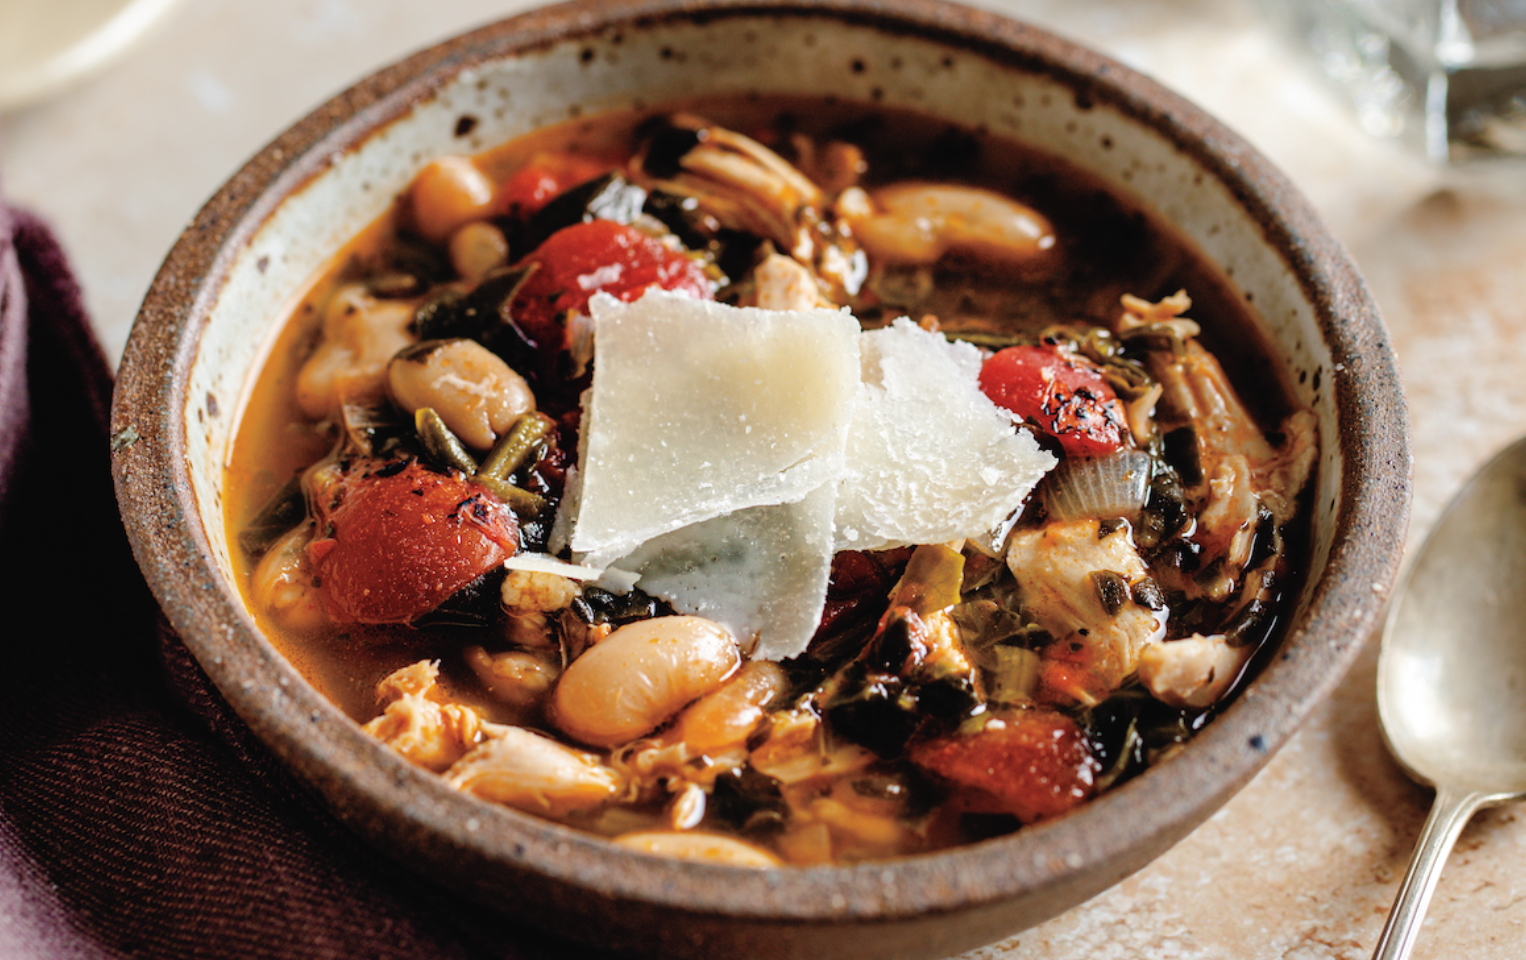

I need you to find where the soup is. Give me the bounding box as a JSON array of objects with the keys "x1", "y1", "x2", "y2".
[{"x1": 226, "y1": 98, "x2": 1315, "y2": 866}]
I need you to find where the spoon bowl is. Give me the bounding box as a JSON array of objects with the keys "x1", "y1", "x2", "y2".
[{"x1": 1373, "y1": 435, "x2": 1526, "y2": 959}]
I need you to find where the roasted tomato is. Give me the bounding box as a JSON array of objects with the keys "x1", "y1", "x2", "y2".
[
  {"x1": 978, "y1": 345, "x2": 1128, "y2": 458},
  {"x1": 498, "y1": 154, "x2": 611, "y2": 218},
  {"x1": 907, "y1": 708, "x2": 1098, "y2": 823},
  {"x1": 509, "y1": 219, "x2": 713, "y2": 366},
  {"x1": 307, "y1": 459, "x2": 519, "y2": 623}
]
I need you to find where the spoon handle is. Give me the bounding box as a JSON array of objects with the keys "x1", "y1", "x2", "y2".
[{"x1": 1371, "y1": 784, "x2": 1490, "y2": 960}]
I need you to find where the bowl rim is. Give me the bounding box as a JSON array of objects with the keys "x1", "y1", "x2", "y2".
[{"x1": 109, "y1": 0, "x2": 1412, "y2": 934}]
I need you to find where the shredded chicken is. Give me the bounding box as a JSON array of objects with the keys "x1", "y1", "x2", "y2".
[
  {"x1": 748, "y1": 252, "x2": 832, "y2": 311},
  {"x1": 637, "y1": 116, "x2": 865, "y2": 299},
  {"x1": 1005, "y1": 518, "x2": 1168, "y2": 702},
  {"x1": 1122, "y1": 292, "x2": 1317, "y2": 600},
  {"x1": 1137, "y1": 633, "x2": 1251, "y2": 708},
  {"x1": 364, "y1": 661, "x2": 487, "y2": 772},
  {"x1": 444, "y1": 725, "x2": 626, "y2": 816},
  {"x1": 295, "y1": 284, "x2": 416, "y2": 419}
]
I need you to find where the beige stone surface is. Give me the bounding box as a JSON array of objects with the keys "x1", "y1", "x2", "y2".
[{"x1": 6, "y1": 0, "x2": 1525, "y2": 957}]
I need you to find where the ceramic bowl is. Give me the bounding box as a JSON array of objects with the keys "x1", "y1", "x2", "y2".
[{"x1": 109, "y1": 1, "x2": 1411, "y2": 957}]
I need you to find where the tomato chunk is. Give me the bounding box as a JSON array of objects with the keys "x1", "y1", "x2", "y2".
[
  {"x1": 308, "y1": 459, "x2": 519, "y2": 623},
  {"x1": 978, "y1": 345, "x2": 1128, "y2": 458},
  {"x1": 498, "y1": 154, "x2": 610, "y2": 217},
  {"x1": 908, "y1": 709, "x2": 1098, "y2": 823},
  {"x1": 509, "y1": 220, "x2": 713, "y2": 365}
]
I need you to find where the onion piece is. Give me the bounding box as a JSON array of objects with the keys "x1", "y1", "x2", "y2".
[{"x1": 1043, "y1": 449, "x2": 1153, "y2": 522}]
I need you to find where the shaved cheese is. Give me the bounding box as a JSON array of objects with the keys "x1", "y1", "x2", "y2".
[
  {"x1": 614, "y1": 484, "x2": 837, "y2": 660},
  {"x1": 501, "y1": 553, "x2": 606, "y2": 581},
  {"x1": 563, "y1": 291, "x2": 861, "y2": 568},
  {"x1": 553, "y1": 291, "x2": 1057, "y2": 662},
  {"x1": 833, "y1": 318, "x2": 1056, "y2": 551}
]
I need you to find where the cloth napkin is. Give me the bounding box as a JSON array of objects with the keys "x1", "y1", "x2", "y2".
[{"x1": 0, "y1": 193, "x2": 613, "y2": 958}]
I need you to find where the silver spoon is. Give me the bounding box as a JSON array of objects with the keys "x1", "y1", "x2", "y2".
[{"x1": 1373, "y1": 436, "x2": 1526, "y2": 960}]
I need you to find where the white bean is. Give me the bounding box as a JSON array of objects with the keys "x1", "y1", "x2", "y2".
[
  {"x1": 552, "y1": 616, "x2": 740, "y2": 747},
  {"x1": 612, "y1": 830, "x2": 781, "y2": 867},
  {"x1": 448, "y1": 221, "x2": 510, "y2": 283},
  {"x1": 387, "y1": 338, "x2": 535, "y2": 450},
  {"x1": 668, "y1": 660, "x2": 786, "y2": 757},
  {"x1": 850, "y1": 182, "x2": 1055, "y2": 267},
  {"x1": 409, "y1": 156, "x2": 497, "y2": 243}
]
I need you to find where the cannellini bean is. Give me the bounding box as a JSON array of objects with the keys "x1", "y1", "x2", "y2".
[
  {"x1": 409, "y1": 156, "x2": 497, "y2": 243},
  {"x1": 250, "y1": 524, "x2": 327, "y2": 632},
  {"x1": 448, "y1": 221, "x2": 510, "y2": 283},
  {"x1": 850, "y1": 182, "x2": 1055, "y2": 267},
  {"x1": 667, "y1": 660, "x2": 786, "y2": 757},
  {"x1": 464, "y1": 646, "x2": 560, "y2": 709},
  {"x1": 387, "y1": 339, "x2": 535, "y2": 450},
  {"x1": 445, "y1": 725, "x2": 624, "y2": 816},
  {"x1": 296, "y1": 284, "x2": 416, "y2": 419},
  {"x1": 612, "y1": 830, "x2": 781, "y2": 867},
  {"x1": 552, "y1": 616, "x2": 740, "y2": 747}
]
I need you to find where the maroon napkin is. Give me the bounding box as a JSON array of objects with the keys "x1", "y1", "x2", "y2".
[{"x1": 0, "y1": 198, "x2": 611, "y2": 958}]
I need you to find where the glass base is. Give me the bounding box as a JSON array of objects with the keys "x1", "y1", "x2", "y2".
[{"x1": 1260, "y1": 0, "x2": 1526, "y2": 162}]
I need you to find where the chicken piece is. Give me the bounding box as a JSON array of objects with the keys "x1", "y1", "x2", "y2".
[
  {"x1": 445, "y1": 724, "x2": 625, "y2": 817},
  {"x1": 364, "y1": 660, "x2": 486, "y2": 772},
  {"x1": 1137, "y1": 632, "x2": 1252, "y2": 708},
  {"x1": 1005, "y1": 518, "x2": 1168, "y2": 704},
  {"x1": 295, "y1": 283, "x2": 417, "y2": 419},
  {"x1": 746, "y1": 705, "x2": 877, "y2": 787},
  {"x1": 747, "y1": 252, "x2": 832, "y2": 311},
  {"x1": 1122, "y1": 292, "x2": 1317, "y2": 601},
  {"x1": 464, "y1": 646, "x2": 560, "y2": 709},
  {"x1": 499, "y1": 568, "x2": 581, "y2": 650},
  {"x1": 636, "y1": 116, "x2": 865, "y2": 300}
]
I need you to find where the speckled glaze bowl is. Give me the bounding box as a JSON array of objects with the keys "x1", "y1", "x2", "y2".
[{"x1": 109, "y1": 1, "x2": 1411, "y2": 957}]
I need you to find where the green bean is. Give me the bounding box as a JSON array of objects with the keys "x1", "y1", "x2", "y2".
[
  {"x1": 477, "y1": 413, "x2": 552, "y2": 483},
  {"x1": 415, "y1": 407, "x2": 478, "y2": 475},
  {"x1": 473, "y1": 474, "x2": 549, "y2": 517}
]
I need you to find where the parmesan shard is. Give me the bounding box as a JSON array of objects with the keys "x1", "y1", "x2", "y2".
[
  {"x1": 613, "y1": 483, "x2": 837, "y2": 661},
  {"x1": 832, "y1": 318, "x2": 1056, "y2": 552},
  {"x1": 501, "y1": 553, "x2": 605, "y2": 581},
  {"x1": 563, "y1": 291, "x2": 861, "y2": 569},
  {"x1": 552, "y1": 295, "x2": 1057, "y2": 663}
]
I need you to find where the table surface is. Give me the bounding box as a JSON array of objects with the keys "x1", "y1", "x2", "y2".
[{"x1": 5, "y1": 0, "x2": 1524, "y2": 957}]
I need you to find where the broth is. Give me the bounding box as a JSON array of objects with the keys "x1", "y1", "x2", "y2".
[{"x1": 226, "y1": 97, "x2": 1314, "y2": 864}]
